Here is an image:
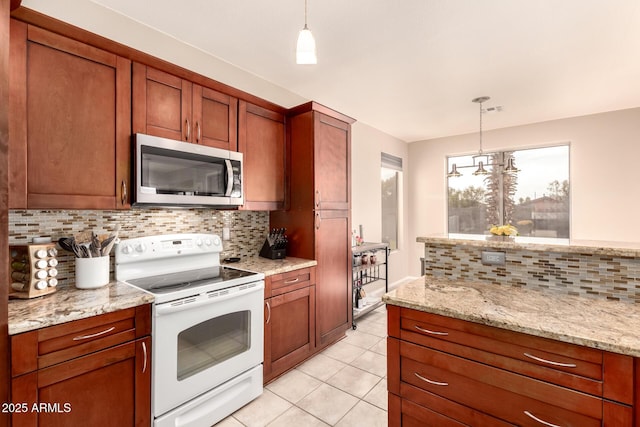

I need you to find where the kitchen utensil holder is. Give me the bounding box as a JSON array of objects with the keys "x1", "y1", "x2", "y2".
[
  {"x1": 75, "y1": 256, "x2": 110, "y2": 289},
  {"x1": 259, "y1": 238, "x2": 286, "y2": 260}
]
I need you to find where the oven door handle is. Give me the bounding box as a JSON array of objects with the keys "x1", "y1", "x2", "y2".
[{"x1": 155, "y1": 282, "x2": 264, "y2": 316}]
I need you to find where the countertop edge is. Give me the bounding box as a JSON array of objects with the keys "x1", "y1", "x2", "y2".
[
  {"x1": 383, "y1": 278, "x2": 640, "y2": 358},
  {"x1": 8, "y1": 282, "x2": 154, "y2": 335},
  {"x1": 416, "y1": 236, "x2": 640, "y2": 257}
]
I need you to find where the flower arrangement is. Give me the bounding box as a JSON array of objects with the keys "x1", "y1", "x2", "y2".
[{"x1": 489, "y1": 224, "x2": 518, "y2": 236}]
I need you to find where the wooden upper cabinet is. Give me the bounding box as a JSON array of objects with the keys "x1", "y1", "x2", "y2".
[
  {"x1": 238, "y1": 101, "x2": 286, "y2": 210},
  {"x1": 133, "y1": 63, "x2": 238, "y2": 151},
  {"x1": 9, "y1": 20, "x2": 131, "y2": 209},
  {"x1": 286, "y1": 102, "x2": 353, "y2": 211}
]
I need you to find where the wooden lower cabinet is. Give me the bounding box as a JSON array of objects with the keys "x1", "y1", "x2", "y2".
[
  {"x1": 263, "y1": 267, "x2": 316, "y2": 383},
  {"x1": 10, "y1": 305, "x2": 151, "y2": 427},
  {"x1": 387, "y1": 305, "x2": 637, "y2": 426}
]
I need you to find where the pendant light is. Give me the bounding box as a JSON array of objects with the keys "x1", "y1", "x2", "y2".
[
  {"x1": 471, "y1": 96, "x2": 490, "y2": 176},
  {"x1": 296, "y1": 0, "x2": 317, "y2": 64}
]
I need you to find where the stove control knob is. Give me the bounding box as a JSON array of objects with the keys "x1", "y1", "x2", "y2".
[
  {"x1": 212, "y1": 237, "x2": 221, "y2": 246},
  {"x1": 205, "y1": 238, "x2": 212, "y2": 246},
  {"x1": 135, "y1": 243, "x2": 146, "y2": 253},
  {"x1": 121, "y1": 244, "x2": 133, "y2": 255},
  {"x1": 196, "y1": 239, "x2": 203, "y2": 246},
  {"x1": 35, "y1": 280, "x2": 47, "y2": 290}
]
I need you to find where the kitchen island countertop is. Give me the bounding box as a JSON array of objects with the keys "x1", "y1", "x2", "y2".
[
  {"x1": 383, "y1": 277, "x2": 640, "y2": 357},
  {"x1": 224, "y1": 256, "x2": 317, "y2": 276},
  {"x1": 8, "y1": 281, "x2": 154, "y2": 335}
]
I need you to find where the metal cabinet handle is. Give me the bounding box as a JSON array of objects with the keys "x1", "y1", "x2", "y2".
[
  {"x1": 524, "y1": 410, "x2": 562, "y2": 427},
  {"x1": 142, "y1": 341, "x2": 148, "y2": 374},
  {"x1": 414, "y1": 325, "x2": 449, "y2": 336},
  {"x1": 121, "y1": 180, "x2": 127, "y2": 205},
  {"x1": 265, "y1": 301, "x2": 271, "y2": 324},
  {"x1": 315, "y1": 190, "x2": 320, "y2": 208},
  {"x1": 185, "y1": 118, "x2": 191, "y2": 141},
  {"x1": 315, "y1": 212, "x2": 321, "y2": 230},
  {"x1": 196, "y1": 121, "x2": 201, "y2": 143},
  {"x1": 523, "y1": 352, "x2": 577, "y2": 368},
  {"x1": 414, "y1": 372, "x2": 448, "y2": 387},
  {"x1": 72, "y1": 326, "x2": 116, "y2": 341},
  {"x1": 284, "y1": 277, "x2": 300, "y2": 284}
]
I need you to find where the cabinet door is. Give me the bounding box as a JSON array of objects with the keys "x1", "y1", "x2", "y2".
[
  {"x1": 132, "y1": 62, "x2": 192, "y2": 142},
  {"x1": 264, "y1": 286, "x2": 315, "y2": 383},
  {"x1": 11, "y1": 337, "x2": 151, "y2": 427},
  {"x1": 238, "y1": 101, "x2": 286, "y2": 210},
  {"x1": 314, "y1": 112, "x2": 351, "y2": 211},
  {"x1": 9, "y1": 22, "x2": 131, "y2": 209},
  {"x1": 193, "y1": 84, "x2": 238, "y2": 150},
  {"x1": 315, "y1": 210, "x2": 351, "y2": 347}
]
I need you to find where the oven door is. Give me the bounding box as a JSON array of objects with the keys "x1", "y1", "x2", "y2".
[{"x1": 152, "y1": 280, "x2": 264, "y2": 418}]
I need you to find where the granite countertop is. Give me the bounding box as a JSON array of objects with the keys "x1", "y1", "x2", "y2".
[
  {"x1": 8, "y1": 282, "x2": 154, "y2": 336},
  {"x1": 224, "y1": 256, "x2": 317, "y2": 276},
  {"x1": 417, "y1": 235, "x2": 640, "y2": 257},
  {"x1": 383, "y1": 277, "x2": 640, "y2": 357},
  {"x1": 8, "y1": 256, "x2": 315, "y2": 336}
]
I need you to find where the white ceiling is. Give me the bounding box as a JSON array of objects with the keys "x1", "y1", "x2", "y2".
[{"x1": 22, "y1": 0, "x2": 640, "y2": 142}]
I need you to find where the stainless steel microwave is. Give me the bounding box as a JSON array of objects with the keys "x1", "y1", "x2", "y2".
[{"x1": 133, "y1": 133, "x2": 243, "y2": 207}]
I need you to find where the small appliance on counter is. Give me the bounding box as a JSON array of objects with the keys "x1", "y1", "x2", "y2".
[
  {"x1": 9, "y1": 242, "x2": 59, "y2": 299},
  {"x1": 259, "y1": 228, "x2": 287, "y2": 259}
]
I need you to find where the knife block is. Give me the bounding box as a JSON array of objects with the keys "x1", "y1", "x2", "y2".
[
  {"x1": 259, "y1": 238, "x2": 286, "y2": 260},
  {"x1": 9, "y1": 243, "x2": 59, "y2": 299}
]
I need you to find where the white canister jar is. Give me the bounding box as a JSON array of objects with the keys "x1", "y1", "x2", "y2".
[{"x1": 75, "y1": 256, "x2": 110, "y2": 289}]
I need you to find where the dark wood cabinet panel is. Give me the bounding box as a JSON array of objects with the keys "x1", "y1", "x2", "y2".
[
  {"x1": 315, "y1": 210, "x2": 351, "y2": 346},
  {"x1": 9, "y1": 21, "x2": 131, "y2": 209},
  {"x1": 133, "y1": 63, "x2": 238, "y2": 151},
  {"x1": 10, "y1": 306, "x2": 151, "y2": 427},
  {"x1": 238, "y1": 101, "x2": 285, "y2": 210},
  {"x1": 263, "y1": 267, "x2": 316, "y2": 383},
  {"x1": 133, "y1": 63, "x2": 192, "y2": 142},
  {"x1": 271, "y1": 102, "x2": 354, "y2": 352},
  {"x1": 387, "y1": 307, "x2": 639, "y2": 426},
  {"x1": 314, "y1": 113, "x2": 350, "y2": 211}
]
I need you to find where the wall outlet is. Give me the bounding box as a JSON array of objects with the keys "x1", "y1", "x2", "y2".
[
  {"x1": 481, "y1": 251, "x2": 506, "y2": 266},
  {"x1": 222, "y1": 227, "x2": 230, "y2": 240}
]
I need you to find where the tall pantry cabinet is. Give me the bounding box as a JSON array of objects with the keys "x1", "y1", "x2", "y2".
[{"x1": 271, "y1": 102, "x2": 355, "y2": 349}]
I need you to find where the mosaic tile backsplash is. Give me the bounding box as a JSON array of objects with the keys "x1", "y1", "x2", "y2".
[
  {"x1": 9, "y1": 209, "x2": 269, "y2": 288},
  {"x1": 422, "y1": 241, "x2": 640, "y2": 303}
]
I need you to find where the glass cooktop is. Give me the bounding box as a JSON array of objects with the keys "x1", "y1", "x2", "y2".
[{"x1": 126, "y1": 266, "x2": 258, "y2": 295}]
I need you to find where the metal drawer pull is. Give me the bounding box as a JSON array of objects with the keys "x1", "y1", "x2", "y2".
[
  {"x1": 414, "y1": 325, "x2": 449, "y2": 336},
  {"x1": 524, "y1": 410, "x2": 562, "y2": 427},
  {"x1": 72, "y1": 326, "x2": 116, "y2": 341},
  {"x1": 142, "y1": 342, "x2": 148, "y2": 374},
  {"x1": 284, "y1": 277, "x2": 300, "y2": 284},
  {"x1": 414, "y1": 372, "x2": 448, "y2": 386},
  {"x1": 523, "y1": 352, "x2": 577, "y2": 368}
]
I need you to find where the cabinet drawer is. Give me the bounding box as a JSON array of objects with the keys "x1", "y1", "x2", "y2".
[
  {"x1": 267, "y1": 267, "x2": 315, "y2": 297},
  {"x1": 11, "y1": 306, "x2": 150, "y2": 376},
  {"x1": 400, "y1": 340, "x2": 603, "y2": 426},
  {"x1": 399, "y1": 309, "x2": 610, "y2": 393},
  {"x1": 399, "y1": 384, "x2": 514, "y2": 426}
]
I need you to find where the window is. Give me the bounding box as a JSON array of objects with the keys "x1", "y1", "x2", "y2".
[
  {"x1": 381, "y1": 153, "x2": 402, "y2": 250},
  {"x1": 447, "y1": 145, "x2": 569, "y2": 240}
]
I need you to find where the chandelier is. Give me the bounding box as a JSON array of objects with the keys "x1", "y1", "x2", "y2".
[{"x1": 447, "y1": 96, "x2": 519, "y2": 177}]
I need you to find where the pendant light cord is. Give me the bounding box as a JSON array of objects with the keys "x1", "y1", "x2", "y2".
[
  {"x1": 304, "y1": 0, "x2": 309, "y2": 29},
  {"x1": 478, "y1": 99, "x2": 484, "y2": 156}
]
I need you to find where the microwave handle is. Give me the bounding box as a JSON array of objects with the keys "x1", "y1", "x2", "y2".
[{"x1": 225, "y1": 159, "x2": 233, "y2": 196}]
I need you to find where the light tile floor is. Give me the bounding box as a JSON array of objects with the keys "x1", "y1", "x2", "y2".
[{"x1": 215, "y1": 305, "x2": 388, "y2": 427}]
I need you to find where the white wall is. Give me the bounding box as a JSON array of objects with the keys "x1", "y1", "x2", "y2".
[
  {"x1": 351, "y1": 122, "x2": 410, "y2": 286},
  {"x1": 408, "y1": 107, "x2": 640, "y2": 276}
]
